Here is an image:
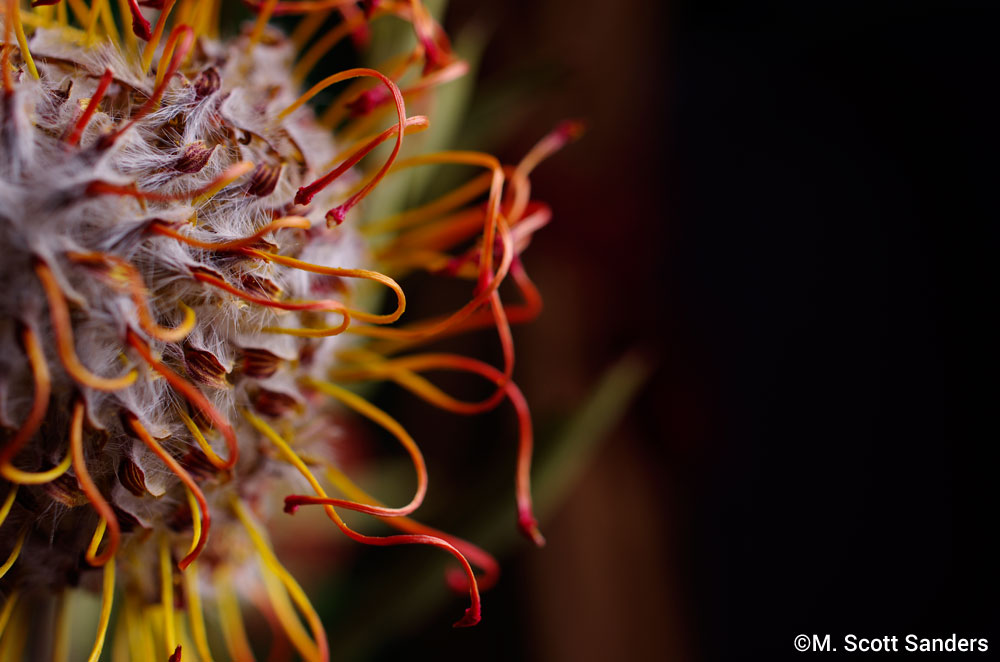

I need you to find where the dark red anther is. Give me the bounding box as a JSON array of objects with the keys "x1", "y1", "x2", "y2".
[
  {"x1": 283, "y1": 496, "x2": 299, "y2": 514},
  {"x1": 247, "y1": 162, "x2": 282, "y2": 197},
  {"x1": 252, "y1": 388, "x2": 300, "y2": 418},
  {"x1": 183, "y1": 346, "x2": 231, "y2": 389},
  {"x1": 193, "y1": 67, "x2": 221, "y2": 99},
  {"x1": 31, "y1": 0, "x2": 60, "y2": 6},
  {"x1": 168, "y1": 646, "x2": 182, "y2": 662},
  {"x1": 173, "y1": 141, "x2": 215, "y2": 173},
  {"x1": 239, "y1": 347, "x2": 282, "y2": 379},
  {"x1": 240, "y1": 274, "x2": 281, "y2": 299},
  {"x1": 117, "y1": 456, "x2": 149, "y2": 497}
]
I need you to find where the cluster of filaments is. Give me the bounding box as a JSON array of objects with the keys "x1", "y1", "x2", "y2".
[{"x1": 0, "y1": 0, "x2": 579, "y2": 659}]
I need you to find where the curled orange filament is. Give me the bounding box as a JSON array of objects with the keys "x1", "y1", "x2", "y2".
[
  {"x1": 126, "y1": 414, "x2": 210, "y2": 570},
  {"x1": 34, "y1": 258, "x2": 138, "y2": 391},
  {"x1": 282, "y1": 68, "x2": 406, "y2": 226},
  {"x1": 322, "y1": 463, "x2": 501, "y2": 591},
  {"x1": 245, "y1": 410, "x2": 482, "y2": 628},
  {"x1": 0, "y1": 324, "x2": 51, "y2": 480},
  {"x1": 66, "y1": 251, "x2": 196, "y2": 343},
  {"x1": 243, "y1": 249, "x2": 406, "y2": 325},
  {"x1": 192, "y1": 269, "x2": 352, "y2": 337},
  {"x1": 284, "y1": 379, "x2": 427, "y2": 518},
  {"x1": 70, "y1": 400, "x2": 122, "y2": 566},
  {"x1": 148, "y1": 216, "x2": 311, "y2": 252},
  {"x1": 86, "y1": 161, "x2": 255, "y2": 202},
  {"x1": 330, "y1": 353, "x2": 544, "y2": 545}
]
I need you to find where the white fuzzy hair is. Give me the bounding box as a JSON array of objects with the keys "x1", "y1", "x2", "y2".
[{"x1": 0, "y1": 22, "x2": 362, "y2": 585}]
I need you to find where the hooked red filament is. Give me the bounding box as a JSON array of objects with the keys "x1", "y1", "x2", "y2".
[
  {"x1": 331, "y1": 353, "x2": 544, "y2": 545},
  {"x1": 284, "y1": 378, "x2": 428, "y2": 519},
  {"x1": 294, "y1": 114, "x2": 426, "y2": 214},
  {"x1": 322, "y1": 463, "x2": 501, "y2": 591},
  {"x1": 246, "y1": 411, "x2": 482, "y2": 627},
  {"x1": 286, "y1": 68, "x2": 405, "y2": 225},
  {"x1": 243, "y1": 248, "x2": 406, "y2": 325}
]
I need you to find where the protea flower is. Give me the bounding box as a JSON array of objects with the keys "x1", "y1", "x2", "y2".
[{"x1": 0, "y1": 0, "x2": 579, "y2": 658}]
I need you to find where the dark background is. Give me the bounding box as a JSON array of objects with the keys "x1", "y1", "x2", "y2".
[{"x1": 309, "y1": 1, "x2": 994, "y2": 660}]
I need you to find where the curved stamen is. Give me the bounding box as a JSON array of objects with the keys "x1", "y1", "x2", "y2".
[
  {"x1": 285, "y1": 378, "x2": 427, "y2": 518},
  {"x1": 244, "y1": 410, "x2": 482, "y2": 627},
  {"x1": 362, "y1": 171, "x2": 494, "y2": 236},
  {"x1": 125, "y1": 330, "x2": 239, "y2": 470},
  {"x1": 350, "y1": 214, "x2": 514, "y2": 343},
  {"x1": 330, "y1": 352, "x2": 544, "y2": 545},
  {"x1": 5, "y1": 0, "x2": 39, "y2": 80},
  {"x1": 177, "y1": 408, "x2": 230, "y2": 471},
  {"x1": 244, "y1": 249, "x2": 406, "y2": 325},
  {"x1": 148, "y1": 216, "x2": 311, "y2": 252},
  {"x1": 0, "y1": 590, "x2": 19, "y2": 639},
  {"x1": 291, "y1": 9, "x2": 368, "y2": 84},
  {"x1": 247, "y1": 0, "x2": 279, "y2": 47},
  {"x1": 87, "y1": 161, "x2": 255, "y2": 202},
  {"x1": 1, "y1": 448, "x2": 72, "y2": 485},
  {"x1": 299, "y1": 115, "x2": 426, "y2": 228},
  {"x1": 67, "y1": 251, "x2": 196, "y2": 343},
  {"x1": 35, "y1": 259, "x2": 138, "y2": 391},
  {"x1": 124, "y1": 0, "x2": 152, "y2": 40},
  {"x1": 504, "y1": 119, "x2": 585, "y2": 232},
  {"x1": 280, "y1": 68, "x2": 405, "y2": 225},
  {"x1": 1, "y1": 324, "x2": 52, "y2": 481},
  {"x1": 192, "y1": 269, "x2": 352, "y2": 337},
  {"x1": 159, "y1": 535, "x2": 177, "y2": 656},
  {"x1": 126, "y1": 414, "x2": 211, "y2": 570},
  {"x1": 70, "y1": 399, "x2": 121, "y2": 566},
  {"x1": 321, "y1": 463, "x2": 501, "y2": 591},
  {"x1": 216, "y1": 574, "x2": 255, "y2": 662}
]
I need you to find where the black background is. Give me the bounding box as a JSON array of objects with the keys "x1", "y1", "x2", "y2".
[{"x1": 354, "y1": 1, "x2": 995, "y2": 659}]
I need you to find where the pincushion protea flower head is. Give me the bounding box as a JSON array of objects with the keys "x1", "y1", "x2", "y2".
[{"x1": 0, "y1": 0, "x2": 580, "y2": 658}]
